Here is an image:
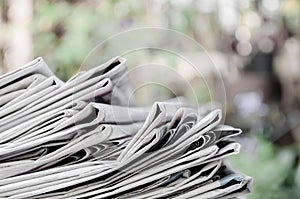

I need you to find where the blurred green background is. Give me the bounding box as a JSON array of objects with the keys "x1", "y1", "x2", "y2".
[{"x1": 1, "y1": 0, "x2": 300, "y2": 198}]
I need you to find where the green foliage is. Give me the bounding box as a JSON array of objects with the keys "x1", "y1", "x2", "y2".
[
  {"x1": 31, "y1": 0, "x2": 151, "y2": 81},
  {"x1": 31, "y1": 0, "x2": 201, "y2": 81},
  {"x1": 229, "y1": 136, "x2": 300, "y2": 199}
]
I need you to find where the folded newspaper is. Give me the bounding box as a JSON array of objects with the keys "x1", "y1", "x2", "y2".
[{"x1": 0, "y1": 57, "x2": 252, "y2": 198}]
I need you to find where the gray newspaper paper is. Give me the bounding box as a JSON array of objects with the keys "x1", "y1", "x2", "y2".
[{"x1": 0, "y1": 57, "x2": 252, "y2": 199}]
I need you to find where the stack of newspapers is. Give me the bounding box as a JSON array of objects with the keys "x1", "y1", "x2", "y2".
[{"x1": 0, "y1": 57, "x2": 252, "y2": 198}]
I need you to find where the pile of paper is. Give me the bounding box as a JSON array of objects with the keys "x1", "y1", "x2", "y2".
[{"x1": 0, "y1": 57, "x2": 252, "y2": 198}]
